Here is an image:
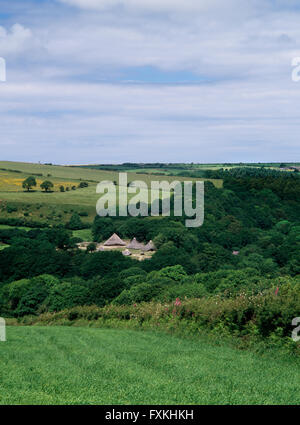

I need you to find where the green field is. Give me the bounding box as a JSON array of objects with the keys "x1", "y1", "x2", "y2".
[
  {"x1": 0, "y1": 326, "x2": 299, "y2": 405},
  {"x1": 0, "y1": 161, "x2": 222, "y2": 225},
  {"x1": 0, "y1": 224, "x2": 31, "y2": 231},
  {"x1": 72, "y1": 228, "x2": 93, "y2": 241},
  {"x1": 0, "y1": 161, "x2": 222, "y2": 192}
]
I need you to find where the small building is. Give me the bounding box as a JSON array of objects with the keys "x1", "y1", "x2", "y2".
[
  {"x1": 122, "y1": 249, "x2": 132, "y2": 256},
  {"x1": 127, "y1": 237, "x2": 145, "y2": 250},
  {"x1": 142, "y1": 240, "x2": 156, "y2": 252},
  {"x1": 103, "y1": 233, "x2": 127, "y2": 246}
]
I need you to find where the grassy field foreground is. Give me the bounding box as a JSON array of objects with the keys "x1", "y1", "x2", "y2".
[{"x1": 0, "y1": 326, "x2": 299, "y2": 405}]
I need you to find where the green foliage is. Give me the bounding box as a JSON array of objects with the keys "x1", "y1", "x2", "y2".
[
  {"x1": 156, "y1": 265, "x2": 187, "y2": 282},
  {"x1": 86, "y1": 243, "x2": 97, "y2": 252},
  {"x1": 118, "y1": 267, "x2": 147, "y2": 280},
  {"x1": 40, "y1": 180, "x2": 54, "y2": 192},
  {"x1": 6, "y1": 205, "x2": 18, "y2": 213},
  {"x1": 66, "y1": 213, "x2": 85, "y2": 230},
  {"x1": 13, "y1": 275, "x2": 300, "y2": 348},
  {"x1": 22, "y1": 176, "x2": 37, "y2": 191},
  {"x1": 0, "y1": 164, "x2": 299, "y2": 340},
  {"x1": 45, "y1": 282, "x2": 90, "y2": 312}
]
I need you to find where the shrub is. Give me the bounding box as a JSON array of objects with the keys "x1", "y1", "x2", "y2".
[
  {"x1": 6, "y1": 205, "x2": 17, "y2": 213},
  {"x1": 66, "y1": 213, "x2": 85, "y2": 230},
  {"x1": 45, "y1": 282, "x2": 90, "y2": 312}
]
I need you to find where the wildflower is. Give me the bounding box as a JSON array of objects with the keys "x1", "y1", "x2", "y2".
[
  {"x1": 174, "y1": 297, "x2": 181, "y2": 306},
  {"x1": 274, "y1": 287, "x2": 279, "y2": 296}
]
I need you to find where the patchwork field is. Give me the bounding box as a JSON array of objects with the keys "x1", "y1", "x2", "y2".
[
  {"x1": 0, "y1": 161, "x2": 222, "y2": 225},
  {"x1": 0, "y1": 326, "x2": 299, "y2": 405},
  {"x1": 0, "y1": 161, "x2": 222, "y2": 191}
]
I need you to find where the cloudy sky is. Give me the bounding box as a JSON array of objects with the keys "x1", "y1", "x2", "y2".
[{"x1": 0, "y1": 0, "x2": 300, "y2": 164}]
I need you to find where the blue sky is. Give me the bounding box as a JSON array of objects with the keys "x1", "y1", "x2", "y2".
[{"x1": 0, "y1": 0, "x2": 299, "y2": 164}]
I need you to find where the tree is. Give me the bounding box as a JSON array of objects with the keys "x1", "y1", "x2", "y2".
[
  {"x1": 40, "y1": 180, "x2": 54, "y2": 192},
  {"x1": 59, "y1": 185, "x2": 65, "y2": 192},
  {"x1": 45, "y1": 282, "x2": 90, "y2": 312},
  {"x1": 87, "y1": 243, "x2": 97, "y2": 252},
  {"x1": 22, "y1": 176, "x2": 37, "y2": 192},
  {"x1": 66, "y1": 213, "x2": 85, "y2": 230}
]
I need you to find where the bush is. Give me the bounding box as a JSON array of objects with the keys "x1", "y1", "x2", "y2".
[
  {"x1": 78, "y1": 182, "x2": 89, "y2": 188},
  {"x1": 6, "y1": 205, "x2": 17, "y2": 213},
  {"x1": 66, "y1": 213, "x2": 85, "y2": 230},
  {"x1": 45, "y1": 282, "x2": 90, "y2": 312}
]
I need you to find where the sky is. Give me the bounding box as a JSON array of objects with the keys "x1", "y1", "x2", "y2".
[{"x1": 0, "y1": 0, "x2": 300, "y2": 164}]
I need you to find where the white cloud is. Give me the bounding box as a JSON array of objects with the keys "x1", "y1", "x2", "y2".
[
  {"x1": 0, "y1": 24, "x2": 33, "y2": 57},
  {"x1": 34, "y1": 5, "x2": 297, "y2": 83},
  {"x1": 59, "y1": 0, "x2": 241, "y2": 13},
  {"x1": 0, "y1": 0, "x2": 299, "y2": 162},
  {"x1": 0, "y1": 77, "x2": 299, "y2": 163}
]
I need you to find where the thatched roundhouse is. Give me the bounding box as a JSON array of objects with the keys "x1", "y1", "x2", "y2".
[
  {"x1": 142, "y1": 240, "x2": 156, "y2": 252},
  {"x1": 103, "y1": 233, "x2": 127, "y2": 246},
  {"x1": 122, "y1": 249, "x2": 132, "y2": 256},
  {"x1": 127, "y1": 237, "x2": 145, "y2": 250}
]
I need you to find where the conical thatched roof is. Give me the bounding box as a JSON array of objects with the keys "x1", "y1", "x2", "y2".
[
  {"x1": 142, "y1": 240, "x2": 156, "y2": 252},
  {"x1": 122, "y1": 249, "x2": 132, "y2": 256},
  {"x1": 127, "y1": 237, "x2": 145, "y2": 250},
  {"x1": 103, "y1": 233, "x2": 126, "y2": 246}
]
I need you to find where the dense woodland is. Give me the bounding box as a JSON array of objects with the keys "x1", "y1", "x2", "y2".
[{"x1": 0, "y1": 168, "x2": 299, "y2": 338}]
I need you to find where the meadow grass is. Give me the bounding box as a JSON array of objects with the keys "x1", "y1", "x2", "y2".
[
  {"x1": 72, "y1": 228, "x2": 93, "y2": 241},
  {"x1": 0, "y1": 161, "x2": 223, "y2": 189},
  {"x1": 0, "y1": 224, "x2": 31, "y2": 231},
  {"x1": 0, "y1": 326, "x2": 299, "y2": 405}
]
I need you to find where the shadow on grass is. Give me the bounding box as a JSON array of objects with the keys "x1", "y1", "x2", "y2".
[{"x1": 22, "y1": 190, "x2": 55, "y2": 193}]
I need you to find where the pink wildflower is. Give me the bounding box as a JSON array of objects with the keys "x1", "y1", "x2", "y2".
[
  {"x1": 174, "y1": 297, "x2": 181, "y2": 306},
  {"x1": 274, "y1": 287, "x2": 279, "y2": 296}
]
